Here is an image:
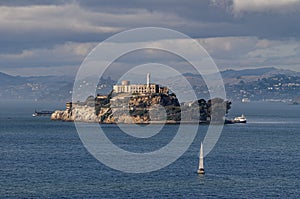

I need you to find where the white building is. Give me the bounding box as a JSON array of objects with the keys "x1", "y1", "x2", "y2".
[{"x1": 113, "y1": 73, "x2": 168, "y2": 94}]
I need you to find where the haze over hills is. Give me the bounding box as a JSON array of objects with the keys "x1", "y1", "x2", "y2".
[
  {"x1": 1, "y1": 67, "x2": 300, "y2": 102},
  {"x1": 0, "y1": 72, "x2": 74, "y2": 102},
  {"x1": 183, "y1": 67, "x2": 300, "y2": 102},
  {"x1": 0, "y1": 72, "x2": 115, "y2": 102},
  {"x1": 221, "y1": 67, "x2": 300, "y2": 78},
  {"x1": 224, "y1": 67, "x2": 300, "y2": 102},
  {"x1": 221, "y1": 67, "x2": 300, "y2": 84}
]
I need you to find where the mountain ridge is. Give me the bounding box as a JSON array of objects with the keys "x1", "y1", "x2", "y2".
[{"x1": 1, "y1": 67, "x2": 300, "y2": 102}]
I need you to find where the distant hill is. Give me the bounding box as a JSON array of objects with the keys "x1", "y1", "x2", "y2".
[
  {"x1": 0, "y1": 72, "x2": 116, "y2": 102},
  {"x1": 221, "y1": 67, "x2": 277, "y2": 79},
  {"x1": 218, "y1": 67, "x2": 300, "y2": 87},
  {"x1": 1, "y1": 67, "x2": 300, "y2": 102},
  {"x1": 219, "y1": 67, "x2": 300, "y2": 102},
  {"x1": 182, "y1": 67, "x2": 300, "y2": 82},
  {"x1": 173, "y1": 67, "x2": 300, "y2": 102},
  {"x1": 0, "y1": 73, "x2": 74, "y2": 102},
  {"x1": 0, "y1": 72, "x2": 25, "y2": 85}
]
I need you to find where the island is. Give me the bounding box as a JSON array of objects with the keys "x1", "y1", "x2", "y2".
[{"x1": 51, "y1": 74, "x2": 231, "y2": 124}]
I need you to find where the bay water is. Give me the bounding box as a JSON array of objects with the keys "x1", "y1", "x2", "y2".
[{"x1": 0, "y1": 101, "x2": 299, "y2": 198}]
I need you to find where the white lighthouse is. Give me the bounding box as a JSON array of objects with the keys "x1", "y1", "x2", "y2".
[{"x1": 147, "y1": 73, "x2": 150, "y2": 86}]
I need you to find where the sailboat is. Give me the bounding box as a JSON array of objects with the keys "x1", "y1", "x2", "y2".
[{"x1": 197, "y1": 142, "x2": 205, "y2": 175}]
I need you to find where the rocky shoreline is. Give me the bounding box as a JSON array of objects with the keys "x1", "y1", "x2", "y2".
[{"x1": 51, "y1": 92, "x2": 231, "y2": 124}]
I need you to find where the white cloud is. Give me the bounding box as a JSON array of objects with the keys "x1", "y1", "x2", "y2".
[
  {"x1": 1, "y1": 36, "x2": 300, "y2": 75},
  {"x1": 247, "y1": 41, "x2": 299, "y2": 59},
  {"x1": 197, "y1": 37, "x2": 256, "y2": 55},
  {"x1": 0, "y1": 4, "x2": 186, "y2": 36},
  {"x1": 0, "y1": 4, "x2": 122, "y2": 34},
  {"x1": 211, "y1": 0, "x2": 300, "y2": 14},
  {"x1": 233, "y1": 0, "x2": 300, "y2": 13},
  {"x1": 195, "y1": 37, "x2": 300, "y2": 70}
]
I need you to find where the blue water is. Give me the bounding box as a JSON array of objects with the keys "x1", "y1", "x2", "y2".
[{"x1": 0, "y1": 101, "x2": 300, "y2": 198}]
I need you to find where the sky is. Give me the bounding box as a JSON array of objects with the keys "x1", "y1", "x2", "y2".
[{"x1": 0, "y1": 0, "x2": 300, "y2": 76}]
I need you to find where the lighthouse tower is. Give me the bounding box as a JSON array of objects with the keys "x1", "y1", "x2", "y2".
[
  {"x1": 146, "y1": 73, "x2": 150, "y2": 93},
  {"x1": 147, "y1": 73, "x2": 150, "y2": 86}
]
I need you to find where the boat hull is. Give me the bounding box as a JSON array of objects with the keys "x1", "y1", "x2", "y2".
[
  {"x1": 32, "y1": 111, "x2": 54, "y2": 117},
  {"x1": 197, "y1": 169, "x2": 205, "y2": 175},
  {"x1": 235, "y1": 120, "x2": 247, "y2": 123},
  {"x1": 226, "y1": 114, "x2": 247, "y2": 124}
]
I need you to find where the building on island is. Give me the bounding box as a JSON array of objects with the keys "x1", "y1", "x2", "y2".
[
  {"x1": 113, "y1": 73, "x2": 168, "y2": 94},
  {"x1": 66, "y1": 102, "x2": 72, "y2": 111}
]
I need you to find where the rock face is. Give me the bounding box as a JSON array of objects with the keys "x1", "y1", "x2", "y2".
[
  {"x1": 51, "y1": 104, "x2": 99, "y2": 122},
  {"x1": 51, "y1": 92, "x2": 231, "y2": 124}
]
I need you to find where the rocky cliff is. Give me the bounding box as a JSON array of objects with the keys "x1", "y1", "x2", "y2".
[{"x1": 51, "y1": 92, "x2": 231, "y2": 124}]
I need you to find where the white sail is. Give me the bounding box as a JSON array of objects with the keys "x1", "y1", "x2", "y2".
[{"x1": 198, "y1": 142, "x2": 204, "y2": 170}]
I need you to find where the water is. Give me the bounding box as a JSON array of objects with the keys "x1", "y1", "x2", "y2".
[{"x1": 0, "y1": 101, "x2": 300, "y2": 198}]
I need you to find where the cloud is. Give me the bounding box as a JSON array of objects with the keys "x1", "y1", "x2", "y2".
[
  {"x1": 194, "y1": 36, "x2": 300, "y2": 70},
  {"x1": 3, "y1": 65, "x2": 79, "y2": 77},
  {"x1": 0, "y1": 3, "x2": 192, "y2": 54},
  {"x1": 247, "y1": 40, "x2": 300, "y2": 62},
  {"x1": 197, "y1": 37, "x2": 256, "y2": 57},
  {"x1": 232, "y1": 0, "x2": 300, "y2": 14},
  {"x1": 0, "y1": 4, "x2": 122, "y2": 34},
  {"x1": 0, "y1": 3, "x2": 186, "y2": 38},
  {"x1": 211, "y1": 0, "x2": 300, "y2": 14},
  {"x1": 1, "y1": 36, "x2": 300, "y2": 76},
  {"x1": 1, "y1": 1, "x2": 300, "y2": 76},
  {"x1": 0, "y1": 42, "x2": 97, "y2": 68}
]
